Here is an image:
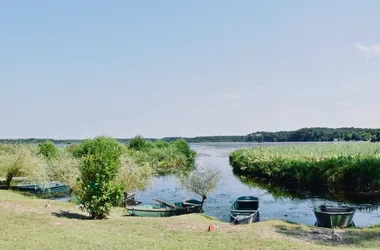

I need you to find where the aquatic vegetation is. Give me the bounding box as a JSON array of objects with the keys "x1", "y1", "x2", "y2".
[
  {"x1": 124, "y1": 137, "x2": 196, "y2": 175},
  {"x1": 230, "y1": 143, "x2": 380, "y2": 191},
  {"x1": 45, "y1": 148, "x2": 81, "y2": 193},
  {"x1": 116, "y1": 156, "x2": 155, "y2": 193}
]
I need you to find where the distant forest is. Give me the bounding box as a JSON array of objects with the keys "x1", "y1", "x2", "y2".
[{"x1": 1, "y1": 127, "x2": 380, "y2": 144}]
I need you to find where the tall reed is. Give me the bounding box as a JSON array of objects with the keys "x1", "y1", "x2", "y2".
[{"x1": 229, "y1": 143, "x2": 380, "y2": 191}]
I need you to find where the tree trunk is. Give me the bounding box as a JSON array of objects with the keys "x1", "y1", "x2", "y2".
[
  {"x1": 5, "y1": 174, "x2": 13, "y2": 189},
  {"x1": 200, "y1": 195, "x2": 207, "y2": 212}
]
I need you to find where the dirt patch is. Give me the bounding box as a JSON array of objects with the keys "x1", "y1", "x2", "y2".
[{"x1": 274, "y1": 223, "x2": 351, "y2": 245}]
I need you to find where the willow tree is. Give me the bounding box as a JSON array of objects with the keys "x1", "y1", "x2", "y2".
[
  {"x1": 0, "y1": 144, "x2": 47, "y2": 189},
  {"x1": 179, "y1": 164, "x2": 221, "y2": 210}
]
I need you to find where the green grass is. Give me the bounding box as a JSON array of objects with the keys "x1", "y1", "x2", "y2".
[
  {"x1": 229, "y1": 143, "x2": 380, "y2": 191},
  {"x1": 1, "y1": 191, "x2": 380, "y2": 249}
]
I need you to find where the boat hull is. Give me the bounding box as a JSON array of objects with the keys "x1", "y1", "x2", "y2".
[
  {"x1": 126, "y1": 199, "x2": 202, "y2": 217},
  {"x1": 313, "y1": 206, "x2": 355, "y2": 228},
  {"x1": 17, "y1": 181, "x2": 70, "y2": 198},
  {"x1": 230, "y1": 211, "x2": 259, "y2": 224},
  {"x1": 229, "y1": 196, "x2": 260, "y2": 224}
]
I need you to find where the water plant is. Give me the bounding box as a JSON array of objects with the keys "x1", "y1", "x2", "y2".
[{"x1": 230, "y1": 143, "x2": 380, "y2": 191}]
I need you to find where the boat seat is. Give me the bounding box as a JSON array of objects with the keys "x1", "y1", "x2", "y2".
[
  {"x1": 124, "y1": 192, "x2": 140, "y2": 206},
  {"x1": 182, "y1": 202, "x2": 200, "y2": 206},
  {"x1": 230, "y1": 210, "x2": 257, "y2": 213},
  {"x1": 174, "y1": 202, "x2": 183, "y2": 208},
  {"x1": 237, "y1": 201, "x2": 259, "y2": 210},
  {"x1": 321, "y1": 206, "x2": 354, "y2": 213}
]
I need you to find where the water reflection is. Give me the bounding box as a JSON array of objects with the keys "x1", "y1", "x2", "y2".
[
  {"x1": 136, "y1": 143, "x2": 380, "y2": 227},
  {"x1": 234, "y1": 174, "x2": 380, "y2": 212}
]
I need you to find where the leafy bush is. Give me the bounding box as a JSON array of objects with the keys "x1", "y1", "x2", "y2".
[
  {"x1": 154, "y1": 140, "x2": 170, "y2": 149},
  {"x1": 172, "y1": 139, "x2": 196, "y2": 167},
  {"x1": 38, "y1": 140, "x2": 60, "y2": 160},
  {"x1": 77, "y1": 137, "x2": 124, "y2": 219},
  {"x1": 128, "y1": 135, "x2": 147, "y2": 151}
]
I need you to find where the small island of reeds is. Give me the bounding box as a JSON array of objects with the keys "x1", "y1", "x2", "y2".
[{"x1": 229, "y1": 142, "x2": 380, "y2": 192}]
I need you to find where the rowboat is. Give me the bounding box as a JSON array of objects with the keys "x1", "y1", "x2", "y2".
[
  {"x1": 230, "y1": 196, "x2": 260, "y2": 224},
  {"x1": 313, "y1": 205, "x2": 356, "y2": 228},
  {"x1": 17, "y1": 181, "x2": 70, "y2": 198},
  {"x1": 126, "y1": 198, "x2": 202, "y2": 217}
]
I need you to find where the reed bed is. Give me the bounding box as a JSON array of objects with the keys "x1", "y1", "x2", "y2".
[{"x1": 229, "y1": 142, "x2": 380, "y2": 191}]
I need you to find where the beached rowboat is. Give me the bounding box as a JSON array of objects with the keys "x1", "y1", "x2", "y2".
[
  {"x1": 126, "y1": 198, "x2": 202, "y2": 217},
  {"x1": 230, "y1": 196, "x2": 260, "y2": 224},
  {"x1": 313, "y1": 205, "x2": 356, "y2": 228},
  {"x1": 17, "y1": 181, "x2": 70, "y2": 198}
]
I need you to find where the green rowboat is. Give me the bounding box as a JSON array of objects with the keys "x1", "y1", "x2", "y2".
[
  {"x1": 313, "y1": 205, "x2": 356, "y2": 228},
  {"x1": 230, "y1": 196, "x2": 260, "y2": 224},
  {"x1": 126, "y1": 198, "x2": 202, "y2": 217},
  {"x1": 17, "y1": 181, "x2": 70, "y2": 198}
]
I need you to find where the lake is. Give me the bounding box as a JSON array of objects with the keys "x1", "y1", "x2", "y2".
[{"x1": 135, "y1": 142, "x2": 380, "y2": 227}]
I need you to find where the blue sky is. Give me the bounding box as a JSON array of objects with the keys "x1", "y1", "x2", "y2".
[{"x1": 1, "y1": 1, "x2": 380, "y2": 139}]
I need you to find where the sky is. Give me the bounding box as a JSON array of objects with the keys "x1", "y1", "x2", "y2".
[{"x1": 1, "y1": 1, "x2": 380, "y2": 139}]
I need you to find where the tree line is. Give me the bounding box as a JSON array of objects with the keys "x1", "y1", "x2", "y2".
[{"x1": 1, "y1": 127, "x2": 380, "y2": 144}]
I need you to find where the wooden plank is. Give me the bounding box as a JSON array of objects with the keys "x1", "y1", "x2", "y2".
[
  {"x1": 230, "y1": 210, "x2": 257, "y2": 213},
  {"x1": 152, "y1": 198, "x2": 178, "y2": 208}
]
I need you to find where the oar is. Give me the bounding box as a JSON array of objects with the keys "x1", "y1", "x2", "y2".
[{"x1": 152, "y1": 198, "x2": 178, "y2": 208}]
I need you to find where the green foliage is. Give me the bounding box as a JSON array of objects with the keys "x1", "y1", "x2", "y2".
[
  {"x1": 38, "y1": 140, "x2": 60, "y2": 159},
  {"x1": 128, "y1": 135, "x2": 147, "y2": 151},
  {"x1": 45, "y1": 148, "x2": 81, "y2": 193},
  {"x1": 172, "y1": 139, "x2": 196, "y2": 167},
  {"x1": 116, "y1": 156, "x2": 155, "y2": 193},
  {"x1": 154, "y1": 140, "x2": 170, "y2": 149},
  {"x1": 230, "y1": 143, "x2": 380, "y2": 191},
  {"x1": 0, "y1": 144, "x2": 48, "y2": 188},
  {"x1": 124, "y1": 138, "x2": 196, "y2": 175},
  {"x1": 77, "y1": 137, "x2": 124, "y2": 219}
]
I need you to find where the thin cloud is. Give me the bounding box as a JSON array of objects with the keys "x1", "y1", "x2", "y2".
[
  {"x1": 355, "y1": 43, "x2": 380, "y2": 58},
  {"x1": 220, "y1": 91, "x2": 241, "y2": 100},
  {"x1": 343, "y1": 83, "x2": 357, "y2": 91},
  {"x1": 336, "y1": 101, "x2": 349, "y2": 107}
]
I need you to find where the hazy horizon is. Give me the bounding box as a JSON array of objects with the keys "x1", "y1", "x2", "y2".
[{"x1": 1, "y1": 1, "x2": 380, "y2": 139}]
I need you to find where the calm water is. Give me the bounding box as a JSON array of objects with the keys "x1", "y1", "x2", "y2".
[{"x1": 135, "y1": 142, "x2": 380, "y2": 227}]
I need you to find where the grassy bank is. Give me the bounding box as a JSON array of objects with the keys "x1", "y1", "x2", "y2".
[
  {"x1": 229, "y1": 143, "x2": 380, "y2": 191},
  {"x1": 1, "y1": 190, "x2": 380, "y2": 249}
]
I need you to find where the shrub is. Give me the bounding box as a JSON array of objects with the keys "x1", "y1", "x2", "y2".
[
  {"x1": 172, "y1": 139, "x2": 196, "y2": 167},
  {"x1": 154, "y1": 140, "x2": 170, "y2": 149},
  {"x1": 38, "y1": 140, "x2": 60, "y2": 160},
  {"x1": 77, "y1": 137, "x2": 124, "y2": 219},
  {"x1": 179, "y1": 164, "x2": 221, "y2": 210},
  {"x1": 128, "y1": 135, "x2": 147, "y2": 151},
  {"x1": 45, "y1": 149, "x2": 81, "y2": 193},
  {"x1": 116, "y1": 156, "x2": 155, "y2": 193}
]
